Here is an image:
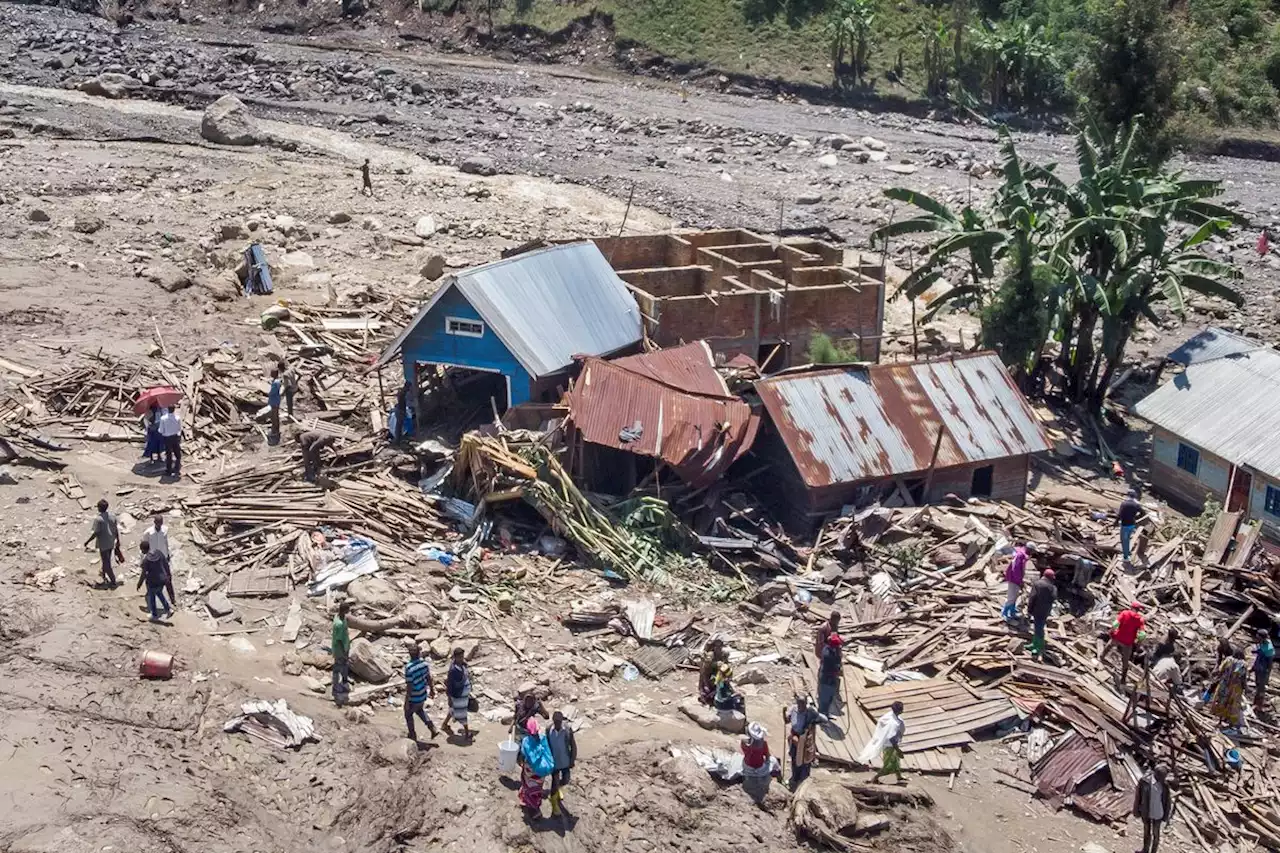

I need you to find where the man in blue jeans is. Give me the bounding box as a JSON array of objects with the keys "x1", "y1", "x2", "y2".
[
  {"x1": 136, "y1": 540, "x2": 172, "y2": 622},
  {"x1": 1119, "y1": 490, "x2": 1143, "y2": 564}
]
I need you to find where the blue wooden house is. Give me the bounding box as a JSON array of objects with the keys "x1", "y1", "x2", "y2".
[{"x1": 377, "y1": 242, "x2": 643, "y2": 413}]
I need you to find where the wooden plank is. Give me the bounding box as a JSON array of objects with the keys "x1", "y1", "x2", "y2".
[
  {"x1": 1204, "y1": 511, "x2": 1241, "y2": 565},
  {"x1": 1229, "y1": 522, "x2": 1262, "y2": 569},
  {"x1": 0, "y1": 355, "x2": 41, "y2": 378}
]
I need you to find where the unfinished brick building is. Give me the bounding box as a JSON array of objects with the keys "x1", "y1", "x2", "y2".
[{"x1": 586, "y1": 229, "x2": 885, "y2": 367}]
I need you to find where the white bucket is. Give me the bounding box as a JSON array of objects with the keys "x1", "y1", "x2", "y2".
[{"x1": 498, "y1": 739, "x2": 520, "y2": 773}]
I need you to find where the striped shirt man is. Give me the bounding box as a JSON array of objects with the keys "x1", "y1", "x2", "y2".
[{"x1": 406, "y1": 657, "x2": 431, "y2": 704}]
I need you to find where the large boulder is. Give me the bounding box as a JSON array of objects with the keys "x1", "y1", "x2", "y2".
[
  {"x1": 78, "y1": 72, "x2": 141, "y2": 99},
  {"x1": 347, "y1": 637, "x2": 393, "y2": 683},
  {"x1": 679, "y1": 698, "x2": 746, "y2": 734},
  {"x1": 201, "y1": 95, "x2": 260, "y2": 146},
  {"x1": 790, "y1": 779, "x2": 860, "y2": 844},
  {"x1": 348, "y1": 576, "x2": 402, "y2": 612},
  {"x1": 459, "y1": 154, "x2": 496, "y2": 176}
]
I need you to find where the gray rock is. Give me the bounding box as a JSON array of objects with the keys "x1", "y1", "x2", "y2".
[
  {"x1": 379, "y1": 738, "x2": 418, "y2": 765},
  {"x1": 456, "y1": 638, "x2": 481, "y2": 661},
  {"x1": 327, "y1": 211, "x2": 352, "y2": 225},
  {"x1": 141, "y1": 264, "x2": 194, "y2": 293},
  {"x1": 197, "y1": 270, "x2": 240, "y2": 302},
  {"x1": 420, "y1": 253, "x2": 447, "y2": 281},
  {"x1": 679, "y1": 698, "x2": 747, "y2": 734},
  {"x1": 27, "y1": 208, "x2": 50, "y2": 223},
  {"x1": 795, "y1": 193, "x2": 823, "y2": 205},
  {"x1": 459, "y1": 155, "x2": 496, "y2": 176},
  {"x1": 73, "y1": 216, "x2": 104, "y2": 234},
  {"x1": 737, "y1": 666, "x2": 768, "y2": 686},
  {"x1": 301, "y1": 674, "x2": 327, "y2": 693},
  {"x1": 429, "y1": 637, "x2": 452, "y2": 659},
  {"x1": 348, "y1": 576, "x2": 402, "y2": 611},
  {"x1": 201, "y1": 94, "x2": 260, "y2": 146},
  {"x1": 414, "y1": 214, "x2": 437, "y2": 238},
  {"x1": 78, "y1": 72, "x2": 141, "y2": 99},
  {"x1": 206, "y1": 590, "x2": 235, "y2": 617},
  {"x1": 217, "y1": 221, "x2": 250, "y2": 242},
  {"x1": 0, "y1": 466, "x2": 16, "y2": 486},
  {"x1": 816, "y1": 153, "x2": 839, "y2": 168},
  {"x1": 348, "y1": 637, "x2": 393, "y2": 683}
]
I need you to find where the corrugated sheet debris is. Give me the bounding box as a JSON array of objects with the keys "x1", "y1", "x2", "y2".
[
  {"x1": 755, "y1": 352, "x2": 1051, "y2": 487},
  {"x1": 224, "y1": 698, "x2": 319, "y2": 749},
  {"x1": 567, "y1": 356, "x2": 759, "y2": 487},
  {"x1": 610, "y1": 341, "x2": 730, "y2": 397}
]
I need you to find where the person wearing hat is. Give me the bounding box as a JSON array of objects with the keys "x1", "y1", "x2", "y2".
[
  {"x1": 713, "y1": 663, "x2": 745, "y2": 713},
  {"x1": 1026, "y1": 568, "x2": 1058, "y2": 658},
  {"x1": 817, "y1": 632, "x2": 844, "y2": 716},
  {"x1": 785, "y1": 694, "x2": 828, "y2": 790},
  {"x1": 698, "y1": 635, "x2": 729, "y2": 706},
  {"x1": 814, "y1": 611, "x2": 842, "y2": 658},
  {"x1": 740, "y1": 721, "x2": 775, "y2": 801},
  {"x1": 1109, "y1": 601, "x2": 1148, "y2": 688}
]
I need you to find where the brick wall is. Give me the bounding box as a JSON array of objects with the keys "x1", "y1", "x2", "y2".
[{"x1": 620, "y1": 266, "x2": 709, "y2": 298}]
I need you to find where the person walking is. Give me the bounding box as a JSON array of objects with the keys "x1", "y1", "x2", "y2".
[
  {"x1": 1118, "y1": 490, "x2": 1143, "y2": 564},
  {"x1": 135, "y1": 539, "x2": 172, "y2": 622},
  {"x1": 1109, "y1": 601, "x2": 1147, "y2": 688},
  {"x1": 546, "y1": 710, "x2": 577, "y2": 818},
  {"x1": 281, "y1": 361, "x2": 299, "y2": 417},
  {"x1": 142, "y1": 513, "x2": 170, "y2": 560},
  {"x1": 1026, "y1": 568, "x2": 1058, "y2": 658},
  {"x1": 158, "y1": 406, "x2": 182, "y2": 477},
  {"x1": 817, "y1": 632, "x2": 844, "y2": 716},
  {"x1": 267, "y1": 369, "x2": 282, "y2": 442},
  {"x1": 1133, "y1": 764, "x2": 1173, "y2": 853},
  {"x1": 83, "y1": 499, "x2": 124, "y2": 588},
  {"x1": 403, "y1": 643, "x2": 439, "y2": 740},
  {"x1": 331, "y1": 601, "x2": 351, "y2": 701},
  {"x1": 514, "y1": 691, "x2": 548, "y2": 748},
  {"x1": 1253, "y1": 629, "x2": 1275, "y2": 714},
  {"x1": 1002, "y1": 541, "x2": 1028, "y2": 622},
  {"x1": 785, "y1": 694, "x2": 827, "y2": 790},
  {"x1": 360, "y1": 159, "x2": 373, "y2": 196},
  {"x1": 517, "y1": 718, "x2": 547, "y2": 818},
  {"x1": 814, "y1": 611, "x2": 841, "y2": 658},
  {"x1": 869, "y1": 701, "x2": 906, "y2": 784},
  {"x1": 441, "y1": 647, "x2": 474, "y2": 741}
]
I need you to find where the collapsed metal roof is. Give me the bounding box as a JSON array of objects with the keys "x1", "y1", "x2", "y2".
[
  {"x1": 1135, "y1": 346, "x2": 1280, "y2": 480},
  {"x1": 377, "y1": 242, "x2": 642, "y2": 377},
  {"x1": 755, "y1": 352, "x2": 1052, "y2": 487},
  {"x1": 609, "y1": 341, "x2": 730, "y2": 397},
  {"x1": 566, "y1": 354, "x2": 758, "y2": 487},
  {"x1": 1166, "y1": 326, "x2": 1264, "y2": 367}
]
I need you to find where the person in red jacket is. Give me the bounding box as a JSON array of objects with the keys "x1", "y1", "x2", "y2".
[{"x1": 1109, "y1": 601, "x2": 1147, "y2": 688}]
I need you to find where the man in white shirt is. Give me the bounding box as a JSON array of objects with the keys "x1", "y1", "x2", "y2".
[
  {"x1": 142, "y1": 514, "x2": 169, "y2": 559},
  {"x1": 158, "y1": 407, "x2": 182, "y2": 477}
]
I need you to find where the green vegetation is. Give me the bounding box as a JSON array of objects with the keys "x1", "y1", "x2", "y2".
[
  {"x1": 498, "y1": 0, "x2": 1280, "y2": 132},
  {"x1": 808, "y1": 332, "x2": 862, "y2": 364},
  {"x1": 874, "y1": 124, "x2": 1246, "y2": 411}
]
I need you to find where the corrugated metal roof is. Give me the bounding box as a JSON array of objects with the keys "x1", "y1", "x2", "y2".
[
  {"x1": 755, "y1": 352, "x2": 1052, "y2": 487},
  {"x1": 610, "y1": 342, "x2": 729, "y2": 396},
  {"x1": 1031, "y1": 732, "x2": 1107, "y2": 800},
  {"x1": 1167, "y1": 326, "x2": 1264, "y2": 366},
  {"x1": 1135, "y1": 347, "x2": 1280, "y2": 480},
  {"x1": 567, "y1": 357, "x2": 759, "y2": 487},
  {"x1": 377, "y1": 242, "x2": 642, "y2": 377}
]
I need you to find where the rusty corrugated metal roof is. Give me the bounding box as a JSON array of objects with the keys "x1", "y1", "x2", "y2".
[
  {"x1": 755, "y1": 352, "x2": 1052, "y2": 487},
  {"x1": 610, "y1": 342, "x2": 729, "y2": 396},
  {"x1": 1032, "y1": 732, "x2": 1108, "y2": 801},
  {"x1": 567, "y1": 357, "x2": 759, "y2": 487}
]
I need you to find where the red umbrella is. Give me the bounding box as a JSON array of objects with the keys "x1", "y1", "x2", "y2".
[{"x1": 134, "y1": 385, "x2": 184, "y2": 415}]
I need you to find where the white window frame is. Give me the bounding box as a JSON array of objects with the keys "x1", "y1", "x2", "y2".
[{"x1": 445, "y1": 316, "x2": 484, "y2": 338}]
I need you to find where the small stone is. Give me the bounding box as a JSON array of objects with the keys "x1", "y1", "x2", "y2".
[
  {"x1": 429, "y1": 637, "x2": 451, "y2": 659},
  {"x1": 327, "y1": 211, "x2": 352, "y2": 225},
  {"x1": 217, "y1": 221, "x2": 250, "y2": 241},
  {"x1": 379, "y1": 738, "x2": 418, "y2": 765},
  {"x1": 228, "y1": 636, "x2": 256, "y2": 655},
  {"x1": 420, "y1": 253, "x2": 447, "y2": 281},
  {"x1": 795, "y1": 192, "x2": 822, "y2": 205},
  {"x1": 141, "y1": 264, "x2": 194, "y2": 293},
  {"x1": 0, "y1": 466, "x2": 17, "y2": 485},
  {"x1": 859, "y1": 135, "x2": 888, "y2": 152},
  {"x1": 301, "y1": 675, "x2": 327, "y2": 693},
  {"x1": 27, "y1": 208, "x2": 50, "y2": 223},
  {"x1": 73, "y1": 216, "x2": 104, "y2": 234},
  {"x1": 414, "y1": 214, "x2": 437, "y2": 238},
  {"x1": 78, "y1": 72, "x2": 140, "y2": 99},
  {"x1": 737, "y1": 666, "x2": 768, "y2": 685},
  {"x1": 206, "y1": 590, "x2": 234, "y2": 617}
]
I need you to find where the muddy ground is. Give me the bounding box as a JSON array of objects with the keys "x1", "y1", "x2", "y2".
[{"x1": 0, "y1": 4, "x2": 1257, "y2": 853}]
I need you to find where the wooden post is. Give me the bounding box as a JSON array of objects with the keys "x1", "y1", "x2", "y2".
[
  {"x1": 922, "y1": 425, "x2": 947, "y2": 501},
  {"x1": 617, "y1": 183, "x2": 636, "y2": 237}
]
